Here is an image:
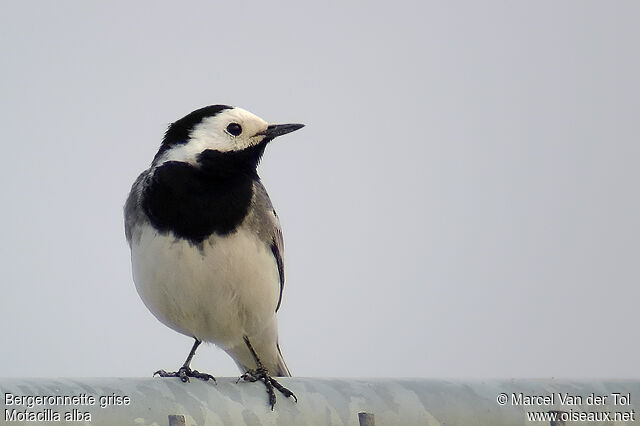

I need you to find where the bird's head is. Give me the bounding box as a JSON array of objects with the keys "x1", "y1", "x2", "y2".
[{"x1": 152, "y1": 105, "x2": 304, "y2": 168}]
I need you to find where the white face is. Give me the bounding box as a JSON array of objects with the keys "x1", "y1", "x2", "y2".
[{"x1": 156, "y1": 107, "x2": 269, "y2": 165}]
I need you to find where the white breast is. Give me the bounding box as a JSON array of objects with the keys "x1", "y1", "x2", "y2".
[{"x1": 130, "y1": 222, "x2": 280, "y2": 349}]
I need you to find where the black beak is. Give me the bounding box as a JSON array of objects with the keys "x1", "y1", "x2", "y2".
[{"x1": 257, "y1": 123, "x2": 305, "y2": 140}]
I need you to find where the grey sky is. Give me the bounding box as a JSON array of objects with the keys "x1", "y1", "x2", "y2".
[{"x1": 1, "y1": 1, "x2": 638, "y2": 380}]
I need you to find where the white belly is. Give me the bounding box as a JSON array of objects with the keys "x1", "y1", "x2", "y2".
[{"x1": 131, "y1": 223, "x2": 280, "y2": 349}]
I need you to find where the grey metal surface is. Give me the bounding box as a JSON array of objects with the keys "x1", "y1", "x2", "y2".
[{"x1": 1, "y1": 377, "x2": 638, "y2": 425}]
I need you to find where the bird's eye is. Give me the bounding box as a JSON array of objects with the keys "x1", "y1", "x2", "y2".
[{"x1": 226, "y1": 123, "x2": 242, "y2": 136}]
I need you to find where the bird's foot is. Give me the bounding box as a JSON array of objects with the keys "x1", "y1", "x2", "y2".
[
  {"x1": 238, "y1": 367, "x2": 296, "y2": 409},
  {"x1": 154, "y1": 366, "x2": 216, "y2": 383}
]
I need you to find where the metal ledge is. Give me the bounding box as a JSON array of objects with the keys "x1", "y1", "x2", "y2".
[{"x1": 1, "y1": 377, "x2": 638, "y2": 425}]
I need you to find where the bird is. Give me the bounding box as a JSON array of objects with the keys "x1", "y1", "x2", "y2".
[{"x1": 124, "y1": 104, "x2": 303, "y2": 408}]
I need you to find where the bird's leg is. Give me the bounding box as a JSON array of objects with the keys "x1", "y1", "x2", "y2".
[
  {"x1": 238, "y1": 336, "x2": 296, "y2": 409},
  {"x1": 154, "y1": 338, "x2": 216, "y2": 383}
]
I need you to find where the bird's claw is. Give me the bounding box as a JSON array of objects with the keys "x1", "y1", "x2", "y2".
[
  {"x1": 238, "y1": 367, "x2": 296, "y2": 409},
  {"x1": 154, "y1": 366, "x2": 216, "y2": 383}
]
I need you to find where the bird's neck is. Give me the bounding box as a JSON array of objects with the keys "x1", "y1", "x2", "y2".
[
  {"x1": 143, "y1": 158, "x2": 258, "y2": 243},
  {"x1": 196, "y1": 145, "x2": 265, "y2": 180}
]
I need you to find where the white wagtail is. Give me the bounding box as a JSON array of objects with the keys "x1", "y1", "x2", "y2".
[{"x1": 124, "y1": 105, "x2": 303, "y2": 408}]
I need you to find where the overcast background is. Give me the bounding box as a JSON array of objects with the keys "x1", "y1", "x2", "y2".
[{"x1": 1, "y1": 1, "x2": 638, "y2": 379}]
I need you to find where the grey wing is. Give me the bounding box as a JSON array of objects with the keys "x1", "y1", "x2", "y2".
[
  {"x1": 124, "y1": 170, "x2": 150, "y2": 245},
  {"x1": 271, "y1": 223, "x2": 285, "y2": 312},
  {"x1": 250, "y1": 181, "x2": 286, "y2": 312}
]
